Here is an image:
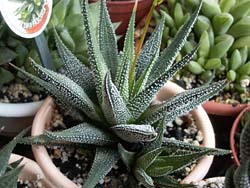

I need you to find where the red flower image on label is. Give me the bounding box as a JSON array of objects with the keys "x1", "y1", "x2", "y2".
[{"x1": 26, "y1": 3, "x2": 49, "y2": 34}]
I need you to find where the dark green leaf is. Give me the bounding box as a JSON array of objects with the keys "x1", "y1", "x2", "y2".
[{"x1": 84, "y1": 147, "x2": 120, "y2": 188}]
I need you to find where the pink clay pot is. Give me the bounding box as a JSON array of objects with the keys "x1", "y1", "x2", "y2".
[
  {"x1": 230, "y1": 105, "x2": 250, "y2": 166},
  {"x1": 9, "y1": 154, "x2": 53, "y2": 188},
  {"x1": 31, "y1": 81, "x2": 216, "y2": 187},
  {"x1": 88, "y1": 0, "x2": 153, "y2": 35},
  {"x1": 203, "y1": 101, "x2": 248, "y2": 117}
]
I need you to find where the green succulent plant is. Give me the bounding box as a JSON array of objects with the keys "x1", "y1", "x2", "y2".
[
  {"x1": 0, "y1": 128, "x2": 29, "y2": 188},
  {"x1": 155, "y1": 0, "x2": 250, "y2": 101},
  {"x1": 15, "y1": 0, "x2": 230, "y2": 187},
  {"x1": 225, "y1": 111, "x2": 250, "y2": 188}
]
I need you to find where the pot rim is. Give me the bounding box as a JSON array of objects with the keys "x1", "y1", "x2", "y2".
[
  {"x1": 0, "y1": 100, "x2": 44, "y2": 117},
  {"x1": 31, "y1": 81, "x2": 215, "y2": 187},
  {"x1": 202, "y1": 101, "x2": 248, "y2": 117},
  {"x1": 9, "y1": 153, "x2": 53, "y2": 188},
  {"x1": 230, "y1": 105, "x2": 250, "y2": 166}
]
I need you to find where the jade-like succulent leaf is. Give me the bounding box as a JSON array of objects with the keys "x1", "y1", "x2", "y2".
[
  {"x1": 233, "y1": 160, "x2": 250, "y2": 188},
  {"x1": 21, "y1": 123, "x2": 117, "y2": 146},
  {"x1": 134, "y1": 168, "x2": 154, "y2": 188},
  {"x1": 240, "y1": 115, "x2": 250, "y2": 161},
  {"x1": 83, "y1": 147, "x2": 120, "y2": 188},
  {"x1": 128, "y1": 46, "x2": 200, "y2": 120},
  {"x1": 225, "y1": 165, "x2": 236, "y2": 188},
  {"x1": 0, "y1": 166, "x2": 24, "y2": 188},
  {"x1": 98, "y1": 0, "x2": 120, "y2": 79},
  {"x1": 82, "y1": 0, "x2": 108, "y2": 103},
  {"x1": 115, "y1": 3, "x2": 136, "y2": 101},
  {"x1": 111, "y1": 124, "x2": 157, "y2": 143},
  {"x1": 118, "y1": 143, "x2": 136, "y2": 170},
  {"x1": 0, "y1": 128, "x2": 28, "y2": 176},
  {"x1": 141, "y1": 80, "x2": 227, "y2": 125},
  {"x1": 102, "y1": 73, "x2": 131, "y2": 125},
  {"x1": 29, "y1": 60, "x2": 100, "y2": 121},
  {"x1": 148, "y1": 1, "x2": 202, "y2": 83},
  {"x1": 54, "y1": 28, "x2": 95, "y2": 97}
]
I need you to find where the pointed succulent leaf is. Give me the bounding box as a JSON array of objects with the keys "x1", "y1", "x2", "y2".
[
  {"x1": 225, "y1": 165, "x2": 236, "y2": 188},
  {"x1": 135, "y1": 16, "x2": 165, "y2": 81},
  {"x1": 82, "y1": 0, "x2": 108, "y2": 103},
  {"x1": 233, "y1": 160, "x2": 250, "y2": 188},
  {"x1": 136, "y1": 147, "x2": 165, "y2": 170},
  {"x1": 54, "y1": 28, "x2": 95, "y2": 97},
  {"x1": 102, "y1": 73, "x2": 131, "y2": 125},
  {"x1": 133, "y1": 17, "x2": 166, "y2": 96},
  {"x1": 115, "y1": 3, "x2": 136, "y2": 101},
  {"x1": 111, "y1": 124, "x2": 157, "y2": 143},
  {"x1": 0, "y1": 128, "x2": 29, "y2": 176},
  {"x1": 154, "y1": 176, "x2": 194, "y2": 188},
  {"x1": 21, "y1": 123, "x2": 117, "y2": 146},
  {"x1": 140, "y1": 119, "x2": 165, "y2": 155},
  {"x1": 146, "y1": 165, "x2": 172, "y2": 178},
  {"x1": 148, "y1": 1, "x2": 202, "y2": 83},
  {"x1": 134, "y1": 168, "x2": 154, "y2": 188},
  {"x1": 240, "y1": 115, "x2": 250, "y2": 161},
  {"x1": 150, "y1": 150, "x2": 212, "y2": 174},
  {"x1": 83, "y1": 147, "x2": 120, "y2": 188},
  {"x1": 162, "y1": 138, "x2": 230, "y2": 156},
  {"x1": 8, "y1": 158, "x2": 23, "y2": 171},
  {"x1": 29, "y1": 60, "x2": 100, "y2": 121},
  {"x1": 128, "y1": 46, "x2": 200, "y2": 120},
  {"x1": 141, "y1": 80, "x2": 227, "y2": 125},
  {"x1": 0, "y1": 166, "x2": 23, "y2": 188},
  {"x1": 12, "y1": 64, "x2": 85, "y2": 120},
  {"x1": 98, "y1": 0, "x2": 120, "y2": 79},
  {"x1": 118, "y1": 143, "x2": 136, "y2": 170}
]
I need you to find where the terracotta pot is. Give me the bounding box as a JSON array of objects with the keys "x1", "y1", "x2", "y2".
[
  {"x1": 192, "y1": 177, "x2": 225, "y2": 187},
  {"x1": 230, "y1": 105, "x2": 250, "y2": 166},
  {"x1": 88, "y1": 0, "x2": 153, "y2": 35},
  {"x1": 203, "y1": 101, "x2": 248, "y2": 117},
  {"x1": 31, "y1": 81, "x2": 215, "y2": 187},
  {"x1": 9, "y1": 154, "x2": 53, "y2": 188},
  {"x1": 0, "y1": 100, "x2": 43, "y2": 136}
]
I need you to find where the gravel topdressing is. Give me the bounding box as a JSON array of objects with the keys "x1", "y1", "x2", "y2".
[{"x1": 0, "y1": 83, "x2": 45, "y2": 103}]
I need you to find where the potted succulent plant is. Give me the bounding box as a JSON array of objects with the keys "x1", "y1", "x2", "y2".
[
  {"x1": 0, "y1": 17, "x2": 45, "y2": 136},
  {"x1": 225, "y1": 109, "x2": 250, "y2": 188},
  {"x1": 0, "y1": 128, "x2": 51, "y2": 188},
  {"x1": 89, "y1": 0, "x2": 153, "y2": 35},
  {"x1": 17, "y1": 0, "x2": 230, "y2": 187},
  {"x1": 230, "y1": 106, "x2": 250, "y2": 166},
  {"x1": 154, "y1": 0, "x2": 250, "y2": 117}
]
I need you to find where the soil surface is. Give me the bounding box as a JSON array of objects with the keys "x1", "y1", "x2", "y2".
[
  {"x1": 0, "y1": 82, "x2": 46, "y2": 103},
  {"x1": 44, "y1": 107, "x2": 203, "y2": 187}
]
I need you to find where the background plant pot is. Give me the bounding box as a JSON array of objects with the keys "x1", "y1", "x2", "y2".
[
  {"x1": 230, "y1": 105, "x2": 250, "y2": 166},
  {"x1": 31, "y1": 81, "x2": 215, "y2": 187},
  {"x1": 9, "y1": 154, "x2": 53, "y2": 188},
  {"x1": 0, "y1": 100, "x2": 43, "y2": 136},
  {"x1": 100, "y1": 0, "x2": 153, "y2": 35},
  {"x1": 203, "y1": 101, "x2": 248, "y2": 117}
]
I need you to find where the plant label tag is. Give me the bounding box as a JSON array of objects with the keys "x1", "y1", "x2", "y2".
[{"x1": 0, "y1": 0, "x2": 52, "y2": 38}]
